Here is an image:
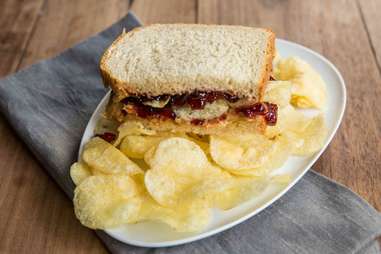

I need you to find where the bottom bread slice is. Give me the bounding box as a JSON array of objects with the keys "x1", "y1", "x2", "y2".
[{"x1": 106, "y1": 112, "x2": 265, "y2": 136}]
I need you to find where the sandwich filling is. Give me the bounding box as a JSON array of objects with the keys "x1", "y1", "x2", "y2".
[{"x1": 108, "y1": 90, "x2": 278, "y2": 126}]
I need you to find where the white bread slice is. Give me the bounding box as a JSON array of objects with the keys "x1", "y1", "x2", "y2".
[
  {"x1": 122, "y1": 115, "x2": 266, "y2": 135},
  {"x1": 108, "y1": 111, "x2": 266, "y2": 135},
  {"x1": 100, "y1": 24, "x2": 275, "y2": 100}
]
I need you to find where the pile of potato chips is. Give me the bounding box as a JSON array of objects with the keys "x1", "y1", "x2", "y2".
[{"x1": 70, "y1": 57, "x2": 328, "y2": 232}]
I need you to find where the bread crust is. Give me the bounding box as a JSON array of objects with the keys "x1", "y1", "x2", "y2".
[
  {"x1": 257, "y1": 29, "x2": 276, "y2": 101},
  {"x1": 100, "y1": 26, "x2": 142, "y2": 97},
  {"x1": 100, "y1": 24, "x2": 275, "y2": 100}
]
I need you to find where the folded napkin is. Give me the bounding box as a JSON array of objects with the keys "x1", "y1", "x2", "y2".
[{"x1": 0, "y1": 12, "x2": 380, "y2": 254}]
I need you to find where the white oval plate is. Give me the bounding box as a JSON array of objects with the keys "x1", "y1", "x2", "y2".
[{"x1": 79, "y1": 39, "x2": 346, "y2": 247}]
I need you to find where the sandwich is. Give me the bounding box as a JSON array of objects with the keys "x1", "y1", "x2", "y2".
[{"x1": 100, "y1": 24, "x2": 277, "y2": 135}]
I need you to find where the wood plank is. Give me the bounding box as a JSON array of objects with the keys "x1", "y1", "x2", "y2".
[
  {"x1": 0, "y1": 116, "x2": 107, "y2": 254},
  {"x1": 199, "y1": 0, "x2": 381, "y2": 211},
  {"x1": 0, "y1": 0, "x2": 44, "y2": 76},
  {"x1": 1, "y1": 0, "x2": 380, "y2": 253},
  {"x1": 0, "y1": 0, "x2": 198, "y2": 252},
  {"x1": 19, "y1": 0, "x2": 129, "y2": 68},
  {"x1": 130, "y1": 0, "x2": 196, "y2": 23},
  {"x1": 356, "y1": 0, "x2": 381, "y2": 74},
  {"x1": 0, "y1": 0, "x2": 130, "y2": 253}
]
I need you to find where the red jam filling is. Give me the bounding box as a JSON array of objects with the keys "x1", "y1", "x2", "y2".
[
  {"x1": 181, "y1": 91, "x2": 239, "y2": 109},
  {"x1": 134, "y1": 104, "x2": 176, "y2": 120},
  {"x1": 123, "y1": 91, "x2": 240, "y2": 110},
  {"x1": 121, "y1": 92, "x2": 277, "y2": 125},
  {"x1": 96, "y1": 132, "x2": 116, "y2": 143},
  {"x1": 190, "y1": 114, "x2": 228, "y2": 126},
  {"x1": 190, "y1": 119, "x2": 205, "y2": 125},
  {"x1": 236, "y1": 102, "x2": 278, "y2": 125}
]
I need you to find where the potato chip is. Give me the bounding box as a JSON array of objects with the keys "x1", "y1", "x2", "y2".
[
  {"x1": 130, "y1": 158, "x2": 150, "y2": 171},
  {"x1": 114, "y1": 120, "x2": 157, "y2": 146},
  {"x1": 263, "y1": 81, "x2": 293, "y2": 108},
  {"x1": 210, "y1": 132, "x2": 279, "y2": 171},
  {"x1": 82, "y1": 137, "x2": 142, "y2": 175},
  {"x1": 273, "y1": 50, "x2": 281, "y2": 66},
  {"x1": 265, "y1": 105, "x2": 310, "y2": 138},
  {"x1": 172, "y1": 198, "x2": 210, "y2": 232},
  {"x1": 209, "y1": 137, "x2": 244, "y2": 169},
  {"x1": 260, "y1": 135, "x2": 291, "y2": 170},
  {"x1": 144, "y1": 169, "x2": 204, "y2": 206},
  {"x1": 70, "y1": 162, "x2": 92, "y2": 185},
  {"x1": 144, "y1": 169, "x2": 177, "y2": 206},
  {"x1": 94, "y1": 116, "x2": 119, "y2": 137},
  {"x1": 109, "y1": 197, "x2": 142, "y2": 224},
  {"x1": 74, "y1": 175, "x2": 141, "y2": 229},
  {"x1": 144, "y1": 137, "x2": 213, "y2": 206},
  {"x1": 290, "y1": 95, "x2": 313, "y2": 108},
  {"x1": 187, "y1": 133, "x2": 209, "y2": 143},
  {"x1": 138, "y1": 194, "x2": 211, "y2": 232},
  {"x1": 283, "y1": 107, "x2": 311, "y2": 133},
  {"x1": 214, "y1": 176, "x2": 269, "y2": 209},
  {"x1": 144, "y1": 146, "x2": 156, "y2": 167},
  {"x1": 120, "y1": 135, "x2": 164, "y2": 159},
  {"x1": 147, "y1": 137, "x2": 209, "y2": 174},
  {"x1": 186, "y1": 172, "x2": 236, "y2": 209},
  {"x1": 145, "y1": 164, "x2": 225, "y2": 207},
  {"x1": 290, "y1": 114, "x2": 327, "y2": 156},
  {"x1": 227, "y1": 167, "x2": 270, "y2": 177},
  {"x1": 119, "y1": 132, "x2": 188, "y2": 159},
  {"x1": 274, "y1": 57, "x2": 327, "y2": 109},
  {"x1": 188, "y1": 172, "x2": 269, "y2": 210},
  {"x1": 221, "y1": 134, "x2": 290, "y2": 177},
  {"x1": 186, "y1": 133, "x2": 210, "y2": 155}
]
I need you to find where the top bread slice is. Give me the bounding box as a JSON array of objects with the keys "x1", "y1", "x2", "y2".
[{"x1": 100, "y1": 24, "x2": 275, "y2": 100}]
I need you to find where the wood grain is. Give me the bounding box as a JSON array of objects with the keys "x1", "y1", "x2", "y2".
[
  {"x1": 0, "y1": 0, "x2": 130, "y2": 253},
  {"x1": 0, "y1": 0, "x2": 44, "y2": 76},
  {"x1": 0, "y1": 0, "x2": 380, "y2": 253},
  {"x1": 199, "y1": 0, "x2": 381, "y2": 212},
  {"x1": 0, "y1": 117, "x2": 107, "y2": 254},
  {"x1": 130, "y1": 0, "x2": 197, "y2": 23},
  {"x1": 19, "y1": 0, "x2": 130, "y2": 68},
  {"x1": 357, "y1": 0, "x2": 381, "y2": 73}
]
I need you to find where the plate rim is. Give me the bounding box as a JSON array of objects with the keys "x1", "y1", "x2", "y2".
[{"x1": 78, "y1": 38, "x2": 347, "y2": 248}]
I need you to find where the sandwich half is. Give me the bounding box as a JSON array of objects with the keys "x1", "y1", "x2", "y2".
[{"x1": 100, "y1": 24, "x2": 277, "y2": 135}]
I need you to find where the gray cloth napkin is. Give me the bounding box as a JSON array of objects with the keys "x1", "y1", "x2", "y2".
[{"x1": 0, "y1": 12, "x2": 380, "y2": 254}]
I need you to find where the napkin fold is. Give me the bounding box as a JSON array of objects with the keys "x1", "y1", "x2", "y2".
[{"x1": 0, "y1": 12, "x2": 380, "y2": 254}]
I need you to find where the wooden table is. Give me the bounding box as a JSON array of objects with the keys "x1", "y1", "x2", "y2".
[{"x1": 0, "y1": 0, "x2": 380, "y2": 253}]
